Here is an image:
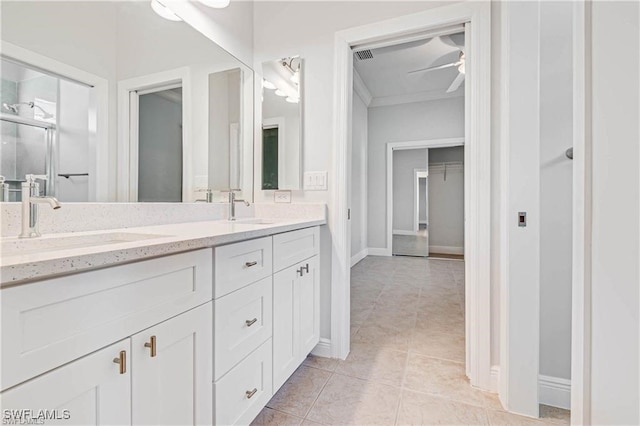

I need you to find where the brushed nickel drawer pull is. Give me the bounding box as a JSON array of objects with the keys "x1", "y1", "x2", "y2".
[
  {"x1": 297, "y1": 267, "x2": 304, "y2": 276},
  {"x1": 245, "y1": 261, "x2": 258, "y2": 268},
  {"x1": 144, "y1": 335, "x2": 157, "y2": 357},
  {"x1": 246, "y1": 388, "x2": 258, "y2": 399},
  {"x1": 113, "y1": 350, "x2": 127, "y2": 374},
  {"x1": 245, "y1": 318, "x2": 258, "y2": 327},
  {"x1": 303, "y1": 263, "x2": 310, "y2": 274}
]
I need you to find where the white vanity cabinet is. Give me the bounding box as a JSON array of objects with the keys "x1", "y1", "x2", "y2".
[
  {"x1": 272, "y1": 227, "x2": 321, "y2": 392},
  {"x1": 0, "y1": 249, "x2": 213, "y2": 425}
]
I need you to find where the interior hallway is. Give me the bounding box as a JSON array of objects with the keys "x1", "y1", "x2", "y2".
[{"x1": 254, "y1": 256, "x2": 570, "y2": 425}]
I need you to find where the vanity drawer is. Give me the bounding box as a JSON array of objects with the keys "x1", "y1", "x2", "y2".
[
  {"x1": 214, "y1": 276, "x2": 272, "y2": 380},
  {"x1": 1, "y1": 249, "x2": 212, "y2": 392},
  {"x1": 273, "y1": 226, "x2": 320, "y2": 272},
  {"x1": 214, "y1": 339, "x2": 273, "y2": 426},
  {"x1": 214, "y1": 236, "x2": 272, "y2": 298}
]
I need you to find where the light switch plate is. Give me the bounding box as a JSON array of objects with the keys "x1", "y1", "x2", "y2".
[
  {"x1": 304, "y1": 171, "x2": 328, "y2": 191},
  {"x1": 274, "y1": 190, "x2": 292, "y2": 203}
]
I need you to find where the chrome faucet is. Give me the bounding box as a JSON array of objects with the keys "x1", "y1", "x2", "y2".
[
  {"x1": 222, "y1": 189, "x2": 250, "y2": 221},
  {"x1": 19, "y1": 174, "x2": 61, "y2": 238}
]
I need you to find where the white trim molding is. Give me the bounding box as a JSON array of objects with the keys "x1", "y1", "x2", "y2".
[
  {"x1": 311, "y1": 338, "x2": 332, "y2": 358},
  {"x1": 539, "y1": 375, "x2": 572, "y2": 410},
  {"x1": 350, "y1": 249, "x2": 368, "y2": 267},
  {"x1": 353, "y1": 70, "x2": 373, "y2": 107},
  {"x1": 370, "y1": 88, "x2": 463, "y2": 108},
  {"x1": 367, "y1": 248, "x2": 389, "y2": 257},
  {"x1": 332, "y1": 2, "x2": 492, "y2": 387},
  {"x1": 429, "y1": 245, "x2": 464, "y2": 255}
]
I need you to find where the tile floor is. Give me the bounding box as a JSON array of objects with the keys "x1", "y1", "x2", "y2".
[{"x1": 253, "y1": 256, "x2": 570, "y2": 425}]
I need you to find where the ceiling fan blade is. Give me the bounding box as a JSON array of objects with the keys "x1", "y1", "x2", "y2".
[
  {"x1": 408, "y1": 61, "x2": 458, "y2": 75},
  {"x1": 446, "y1": 72, "x2": 465, "y2": 93}
]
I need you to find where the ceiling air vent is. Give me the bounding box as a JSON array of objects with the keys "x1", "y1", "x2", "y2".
[{"x1": 354, "y1": 49, "x2": 374, "y2": 61}]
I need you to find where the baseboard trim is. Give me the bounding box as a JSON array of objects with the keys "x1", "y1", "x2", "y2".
[
  {"x1": 311, "y1": 338, "x2": 332, "y2": 358},
  {"x1": 351, "y1": 249, "x2": 368, "y2": 267},
  {"x1": 490, "y1": 365, "x2": 500, "y2": 393},
  {"x1": 429, "y1": 245, "x2": 464, "y2": 255},
  {"x1": 539, "y1": 374, "x2": 571, "y2": 410},
  {"x1": 367, "y1": 248, "x2": 389, "y2": 256},
  {"x1": 393, "y1": 229, "x2": 420, "y2": 236}
]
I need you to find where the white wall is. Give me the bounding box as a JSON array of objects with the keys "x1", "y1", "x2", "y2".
[
  {"x1": 368, "y1": 97, "x2": 464, "y2": 249},
  {"x1": 539, "y1": 1, "x2": 573, "y2": 387},
  {"x1": 428, "y1": 147, "x2": 464, "y2": 253},
  {"x1": 351, "y1": 90, "x2": 368, "y2": 259},
  {"x1": 589, "y1": 1, "x2": 639, "y2": 423},
  {"x1": 392, "y1": 149, "x2": 427, "y2": 232}
]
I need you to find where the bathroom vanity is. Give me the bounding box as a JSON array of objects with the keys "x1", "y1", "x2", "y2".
[{"x1": 0, "y1": 215, "x2": 324, "y2": 425}]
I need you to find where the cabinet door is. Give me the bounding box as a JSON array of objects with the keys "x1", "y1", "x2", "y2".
[
  {"x1": 132, "y1": 303, "x2": 213, "y2": 425},
  {"x1": 298, "y1": 256, "x2": 320, "y2": 357},
  {"x1": 272, "y1": 265, "x2": 300, "y2": 392},
  {"x1": 0, "y1": 340, "x2": 131, "y2": 426}
]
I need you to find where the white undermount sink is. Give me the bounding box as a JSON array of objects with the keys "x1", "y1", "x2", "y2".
[{"x1": 1, "y1": 232, "x2": 170, "y2": 256}]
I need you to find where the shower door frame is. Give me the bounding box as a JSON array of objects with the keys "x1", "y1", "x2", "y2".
[{"x1": 1, "y1": 41, "x2": 111, "y2": 201}]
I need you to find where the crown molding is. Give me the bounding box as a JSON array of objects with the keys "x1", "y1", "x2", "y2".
[
  {"x1": 370, "y1": 87, "x2": 463, "y2": 108},
  {"x1": 353, "y1": 69, "x2": 373, "y2": 106}
]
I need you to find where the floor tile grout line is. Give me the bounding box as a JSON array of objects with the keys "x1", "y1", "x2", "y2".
[{"x1": 301, "y1": 370, "x2": 334, "y2": 421}]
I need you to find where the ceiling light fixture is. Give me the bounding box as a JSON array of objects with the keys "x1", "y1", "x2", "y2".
[
  {"x1": 263, "y1": 80, "x2": 276, "y2": 90},
  {"x1": 198, "y1": 0, "x2": 231, "y2": 8},
  {"x1": 151, "y1": 0, "x2": 182, "y2": 21}
]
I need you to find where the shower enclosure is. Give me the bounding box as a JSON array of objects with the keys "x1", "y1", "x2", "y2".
[{"x1": 0, "y1": 58, "x2": 90, "y2": 201}]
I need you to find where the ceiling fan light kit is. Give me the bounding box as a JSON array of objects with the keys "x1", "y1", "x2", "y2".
[{"x1": 408, "y1": 36, "x2": 466, "y2": 93}]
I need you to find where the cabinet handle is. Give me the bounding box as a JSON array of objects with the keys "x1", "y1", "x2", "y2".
[
  {"x1": 245, "y1": 261, "x2": 258, "y2": 268},
  {"x1": 246, "y1": 388, "x2": 258, "y2": 399},
  {"x1": 303, "y1": 263, "x2": 310, "y2": 274},
  {"x1": 113, "y1": 350, "x2": 127, "y2": 374},
  {"x1": 144, "y1": 335, "x2": 157, "y2": 357},
  {"x1": 297, "y1": 263, "x2": 310, "y2": 276},
  {"x1": 245, "y1": 318, "x2": 258, "y2": 327},
  {"x1": 297, "y1": 267, "x2": 304, "y2": 276}
]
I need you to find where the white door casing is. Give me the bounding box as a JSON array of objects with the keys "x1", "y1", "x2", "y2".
[{"x1": 333, "y1": 2, "x2": 492, "y2": 394}]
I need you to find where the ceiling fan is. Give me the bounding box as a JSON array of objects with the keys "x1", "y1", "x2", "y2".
[{"x1": 408, "y1": 36, "x2": 466, "y2": 93}]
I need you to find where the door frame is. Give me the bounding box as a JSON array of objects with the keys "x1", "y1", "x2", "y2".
[
  {"x1": 387, "y1": 139, "x2": 463, "y2": 256},
  {"x1": 414, "y1": 169, "x2": 429, "y2": 234},
  {"x1": 331, "y1": 2, "x2": 493, "y2": 391},
  {"x1": 117, "y1": 67, "x2": 191, "y2": 202}
]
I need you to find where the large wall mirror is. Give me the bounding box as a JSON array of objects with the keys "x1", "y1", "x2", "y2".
[
  {"x1": 260, "y1": 57, "x2": 302, "y2": 190},
  {"x1": 0, "y1": 1, "x2": 253, "y2": 203}
]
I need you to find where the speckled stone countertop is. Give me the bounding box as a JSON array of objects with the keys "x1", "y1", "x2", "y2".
[{"x1": 0, "y1": 217, "x2": 325, "y2": 287}]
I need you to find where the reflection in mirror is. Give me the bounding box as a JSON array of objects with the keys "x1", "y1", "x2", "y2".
[
  {"x1": 0, "y1": 0, "x2": 254, "y2": 203},
  {"x1": 261, "y1": 56, "x2": 302, "y2": 190},
  {"x1": 138, "y1": 87, "x2": 183, "y2": 202}
]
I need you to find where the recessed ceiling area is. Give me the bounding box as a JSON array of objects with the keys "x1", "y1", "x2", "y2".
[{"x1": 353, "y1": 32, "x2": 465, "y2": 106}]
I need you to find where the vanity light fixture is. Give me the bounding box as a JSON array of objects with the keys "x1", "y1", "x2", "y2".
[
  {"x1": 151, "y1": 0, "x2": 182, "y2": 21},
  {"x1": 263, "y1": 80, "x2": 276, "y2": 90},
  {"x1": 198, "y1": 0, "x2": 231, "y2": 8},
  {"x1": 274, "y1": 89, "x2": 287, "y2": 97}
]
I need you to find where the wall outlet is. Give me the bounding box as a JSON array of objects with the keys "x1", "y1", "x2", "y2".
[
  {"x1": 274, "y1": 190, "x2": 292, "y2": 203},
  {"x1": 304, "y1": 171, "x2": 328, "y2": 191}
]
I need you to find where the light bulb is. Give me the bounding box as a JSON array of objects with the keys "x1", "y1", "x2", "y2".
[
  {"x1": 286, "y1": 97, "x2": 299, "y2": 104},
  {"x1": 263, "y1": 80, "x2": 276, "y2": 90},
  {"x1": 150, "y1": 0, "x2": 182, "y2": 21},
  {"x1": 198, "y1": 0, "x2": 230, "y2": 8},
  {"x1": 274, "y1": 89, "x2": 287, "y2": 97}
]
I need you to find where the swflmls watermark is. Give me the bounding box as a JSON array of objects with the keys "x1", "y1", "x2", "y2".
[{"x1": 2, "y1": 409, "x2": 70, "y2": 425}]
